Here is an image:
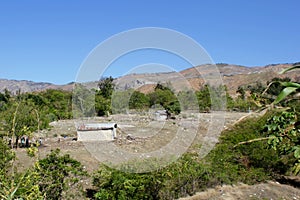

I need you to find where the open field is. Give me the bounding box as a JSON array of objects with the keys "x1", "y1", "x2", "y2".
[{"x1": 14, "y1": 112, "x2": 249, "y2": 170}]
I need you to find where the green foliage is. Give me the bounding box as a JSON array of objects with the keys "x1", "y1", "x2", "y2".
[
  {"x1": 264, "y1": 111, "x2": 300, "y2": 174},
  {"x1": 246, "y1": 81, "x2": 268, "y2": 107},
  {"x1": 0, "y1": 139, "x2": 43, "y2": 199},
  {"x1": 92, "y1": 153, "x2": 211, "y2": 200},
  {"x1": 93, "y1": 165, "x2": 162, "y2": 200},
  {"x1": 129, "y1": 91, "x2": 150, "y2": 110},
  {"x1": 209, "y1": 85, "x2": 227, "y2": 111},
  {"x1": 95, "y1": 94, "x2": 111, "y2": 116},
  {"x1": 0, "y1": 144, "x2": 86, "y2": 199},
  {"x1": 248, "y1": 81, "x2": 265, "y2": 95},
  {"x1": 266, "y1": 77, "x2": 291, "y2": 96},
  {"x1": 196, "y1": 84, "x2": 229, "y2": 112},
  {"x1": 274, "y1": 87, "x2": 298, "y2": 105},
  {"x1": 0, "y1": 139, "x2": 15, "y2": 172},
  {"x1": 208, "y1": 111, "x2": 285, "y2": 184},
  {"x1": 263, "y1": 65, "x2": 300, "y2": 173},
  {"x1": 35, "y1": 149, "x2": 87, "y2": 199},
  {"x1": 148, "y1": 84, "x2": 181, "y2": 115},
  {"x1": 0, "y1": 169, "x2": 44, "y2": 200},
  {"x1": 98, "y1": 76, "x2": 115, "y2": 99},
  {"x1": 0, "y1": 89, "x2": 73, "y2": 146},
  {"x1": 38, "y1": 89, "x2": 72, "y2": 120},
  {"x1": 94, "y1": 76, "x2": 116, "y2": 116},
  {"x1": 0, "y1": 91, "x2": 10, "y2": 111},
  {"x1": 1, "y1": 100, "x2": 41, "y2": 147},
  {"x1": 158, "y1": 154, "x2": 211, "y2": 199},
  {"x1": 233, "y1": 98, "x2": 248, "y2": 112},
  {"x1": 196, "y1": 85, "x2": 211, "y2": 112}
]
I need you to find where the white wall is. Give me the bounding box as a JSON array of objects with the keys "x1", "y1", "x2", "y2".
[{"x1": 77, "y1": 129, "x2": 115, "y2": 141}]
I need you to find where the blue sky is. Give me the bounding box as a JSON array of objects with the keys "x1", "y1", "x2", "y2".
[{"x1": 0, "y1": 0, "x2": 299, "y2": 84}]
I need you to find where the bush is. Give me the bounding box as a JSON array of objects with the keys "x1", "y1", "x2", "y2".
[
  {"x1": 93, "y1": 164, "x2": 163, "y2": 200},
  {"x1": 206, "y1": 111, "x2": 288, "y2": 185},
  {"x1": 92, "y1": 153, "x2": 212, "y2": 200},
  {"x1": 35, "y1": 149, "x2": 87, "y2": 199}
]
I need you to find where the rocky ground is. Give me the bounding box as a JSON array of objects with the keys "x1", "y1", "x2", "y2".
[{"x1": 179, "y1": 181, "x2": 300, "y2": 200}]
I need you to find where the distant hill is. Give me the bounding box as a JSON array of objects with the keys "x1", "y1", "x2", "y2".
[
  {"x1": 115, "y1": 63, "x2": 300, "y2": 96},
  {"x1": 0, "y1": 79, "x2": 74, "y2": 94},
  {"x1": 1, "y1": 63, "x2": 299, "y2": 96}
]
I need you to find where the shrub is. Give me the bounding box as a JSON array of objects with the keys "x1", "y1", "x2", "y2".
[{"x1": 207, "y1": 111, "x2": 287, "y2": 185}]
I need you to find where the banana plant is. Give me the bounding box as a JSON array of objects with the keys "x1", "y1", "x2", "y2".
[
  {"x1": 273, "y1": 64, "x2": 300, "y2": 104},
  {"x1": 236, "y1": 64, "x2": 300, "y2": 173}
]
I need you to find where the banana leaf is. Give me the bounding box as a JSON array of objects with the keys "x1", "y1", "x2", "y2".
[{"x1": 274, "y1": 87, "x2": 298, "y2": 104}]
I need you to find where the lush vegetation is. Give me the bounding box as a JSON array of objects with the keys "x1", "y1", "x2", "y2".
[
  {"x1": 0, "y1": 145, "x2": 87, "y2": 199},
  {"x1": 0, "y1": 89, "x2": 73, "y2": 147}
]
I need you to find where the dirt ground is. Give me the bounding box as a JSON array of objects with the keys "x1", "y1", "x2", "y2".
[
  {"x1": 14, "y1": 111, "x2": 300, "y2": 199},
  {"x1": 179, "y1": 181, "x2": 300, "y2": 200}
]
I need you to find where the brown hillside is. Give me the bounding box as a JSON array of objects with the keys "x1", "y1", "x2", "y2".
[
  {"x1": 1, "y1": 63, "x2": 299, "y2": 95},
  {"x1": 116, "y1": 63, "x2": 299, "y2": 96}
]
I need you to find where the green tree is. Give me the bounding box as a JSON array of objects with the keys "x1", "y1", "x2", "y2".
[
  {"x1": 95, "y1": 94, "x2": 111, "y2": 116},
  {"x1": 148, "y1": 84, "x2": 181, "y2": 115},
  {"x1": 98, "y1": 76, "x2": 115, "y2": 99},
  {"x1": 41, "y1": 89, "x2": 72, "y2": 120},
  {"x1": 94, "y1": 76, "x2": 116, "y2": 116},
  {"x1": 196, "y1": 85, "x2": 211, "y2": 112},
  {"x1": 2, "y1": 100, "x2": 38, "y2": 148},
  {"x1": 35, "y1": 149, "x2": 87, "y2": 199},
  {"x1": 129, "y1": 91, "x2": 150, "y2": 110}
]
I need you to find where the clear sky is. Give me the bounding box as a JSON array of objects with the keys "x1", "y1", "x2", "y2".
[{"x1": 1, "y1": 0, "x2": 299, "y2": 84}]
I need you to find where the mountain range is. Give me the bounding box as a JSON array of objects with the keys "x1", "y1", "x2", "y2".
[{"x1": 1, "y1": 63, "x2": 299, "y2": 96}]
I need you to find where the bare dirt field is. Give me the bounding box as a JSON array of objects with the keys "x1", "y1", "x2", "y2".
[{"x1": 14, "y1": 111, "x2": 300, "y2": 199}]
